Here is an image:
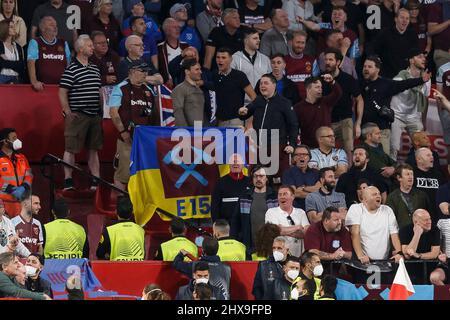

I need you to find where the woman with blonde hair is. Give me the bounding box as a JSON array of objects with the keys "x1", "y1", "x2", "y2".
[{"x1": 142, "y1": 283, "x2": 171, "y2": 300}]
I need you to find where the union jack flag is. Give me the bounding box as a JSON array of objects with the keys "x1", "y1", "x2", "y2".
[{"x1": 158, "y1": 84, "x2": 175, "y2": 127}]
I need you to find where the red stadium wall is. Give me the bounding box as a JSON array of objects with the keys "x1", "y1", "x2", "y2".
[
  {"x1": 0, "y1": 85, "x2": 118, "y2": 163},
  {"x1": 91, "y1": 261, "x2": 258, "y2": 300}
]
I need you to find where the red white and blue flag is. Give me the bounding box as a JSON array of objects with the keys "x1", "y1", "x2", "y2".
[{"x1": 158, "y1": 84, "x2": 175, "y2": 127}]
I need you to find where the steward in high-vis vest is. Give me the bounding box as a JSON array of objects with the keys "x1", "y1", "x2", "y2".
[
  {"x1": 97, "y1": 196, "x2": 145, "y2": 261},
  {"x1": 154, "y1": 217, "x2": 198, "y2": 261},
  {"x1": 316, "y1": 275, "x2": 337, "y2": 300},
  {"x1": 294, "y1": 251, "x2": 323, "y2": 300},
  {"x1": 213, "y1": 219, "x2": 247, "y2": 261},
  {"x1": 44, "y1": 198, "x2": 89, "y2": 259},
  {"x1": 0, "y1": 128, "x2": 33, "y2": 217}
]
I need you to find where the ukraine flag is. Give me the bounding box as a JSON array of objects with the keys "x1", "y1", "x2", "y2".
[{"x1": 128, "y1": 126, "x2": 247, "y2": 226}]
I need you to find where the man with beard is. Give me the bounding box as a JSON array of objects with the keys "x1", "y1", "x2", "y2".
[
  {"x1": 309, "y1": 126, "x2": 348, "y2": 178},
  {"x1": 11, "y1": 195, "x2": 44, "y2": 254},
  {"x1": 336, "y1": 146, "x2": 388, "y2": 207},
  {"x1": 294, "y1": 74, "x2": 342, "y2": 148},
  {"x1": 360, "y1": 55, "x2": 430, "y2": 155},
  {"x1": 390, "y1": 48, "x2": 431, "y2": 161},
  {"x1": 231, "y1": 166, "x2": 278, "y2": 256},
  {"x1": 305, "y1": 168, "x2": 347, "y2": 223},
  {"x1": 322, "y1": 48, "x2": 363, "y2": 160},
  {"x1": 196, "y1": 0, "x2": 224, "y2": 44},
  {"x1": 284, "y1": 31, "x2": 319, "y2": 99},
  {"x1": 304, "y1": 206, "x2": 352, "y2": 261},
  {"x1": 265, "y1": 186, "x2": 310, "y2": 257},
  {"x1": 282, "y1": 145, "x2": 320, "y2": 210}
]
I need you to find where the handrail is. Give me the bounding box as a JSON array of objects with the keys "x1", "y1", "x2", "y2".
[{"x1": 40, "y1": 153, "x2": 212, "y2": 236}]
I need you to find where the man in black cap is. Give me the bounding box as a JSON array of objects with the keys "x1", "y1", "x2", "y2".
[
  {"x1": 389, "y1": 48, "x2": 431, "y2": 161},
  {"x1": 109, "y1": 61, "x2": 159, "y2": 190}
]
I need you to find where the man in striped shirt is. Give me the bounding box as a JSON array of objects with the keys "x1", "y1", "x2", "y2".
[{"x1": 59, "y1": 35, "x2": 103, "y2": 191}]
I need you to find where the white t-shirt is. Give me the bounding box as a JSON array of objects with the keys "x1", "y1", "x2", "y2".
[
  {"x1": 345, "y1": 203, "x2": 399, "y2": 260},
  {"x1": 166, "y1": 43, "x2": 182, "y2": 64},
  {"x1": 265, "y1": 206, "x2": 310, "y2": 257}
]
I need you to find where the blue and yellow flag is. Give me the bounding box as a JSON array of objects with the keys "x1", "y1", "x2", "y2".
[{"x1": 128, "y1": 126, "x2": 247, "y2": 226}]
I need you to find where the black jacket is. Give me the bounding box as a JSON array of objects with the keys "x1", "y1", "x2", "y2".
[
  {"x1": 255, "y1": 76, "x2": 300, "y2": 106},
  {"x1": 175, "y1": 279, "x2": 226, "y2": 300},
  {"x1": 360, "y1": 76, "x2": 425, "y2": 129},
  {"x1": 252, "y1": 256, "x2": 284, "y2": 300},
  {"x1": 0, "y1": 42, "x2": 26, "y2": 83},
  {"x1": 240, "y1": 93, "x2": 299, "y2": 147},
  {"x1": 271, "y1": 277, "x2": 294, "y2": 300},
  {"x1": 230, "y1": 186, "x2": 278, "y2": 254},
  {"x1": 173, "y1": 253, "x2": 231, "y2": 300},
  {"x1": 211, "y1": 174, "x2": 250, "y2": 224},
  {"x1": 25, "y1": 277, "x2": 53, "y2": 298}
]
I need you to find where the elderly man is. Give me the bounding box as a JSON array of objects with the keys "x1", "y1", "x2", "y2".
[
  {"x1": 305, "y1": 168, "x2": 347, "y2": 223},
  {"x1": 412, "y1": 148, "x2": 445, "y2": 222},
  {"x1": 265, "y1": 185, "x2": 310, "y2": 257},
  {"x1": 400, "y1": 209, "x2": 440, "y2": 283},
  {"x1": 0, "y1": 252, "x2": 50, "y2": 299},
  {"x1": 346, "y1": 186, "x2": 402, "y2": 282},
  {"x1": 211, "y1": 154, "x2": 250, "y2": 225},
  {"x1": 27, "y1": 16, "x2": 71, "y2": 91},
  {"x1": 260, "y1": 9, "x2": 291, "y2": 57},
  {"x1": 30, "y1": 0, "x2": 77, "y2": 47},
  {"x1": 117, "y1": 35, "x2": 163, "y2": 84},
  {"x1": 109, "y1": 61, "x2": 159, "y2": 190},
  {"x1": 282, "y1": 145, "x2": 320, "y2": 210},
  {"x1": 59, "y1": 35, "x2": 103, "y2": 191},
  {"x1": 309, "y1": 126, "x2": 348, "y2": 178},
  {"x1": 204, "y1": 8, "x2": 248, "y2": 71},
  {"x1": 118, "y1": 16, "x2": 158, "y2": 69},
  {"x1": 304, "y1": 206, "x2": 352, "y2": 261},
  {"x1": 252, "y1": 236, "x2": 289, "y2": 300},
  {"x1": 158, "y1": 17, "x2": 189, "y2": 84}
]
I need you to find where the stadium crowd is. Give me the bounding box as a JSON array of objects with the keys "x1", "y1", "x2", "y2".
[{"x1": 0, "y1": 0, "x2": 450, "y2": 300}]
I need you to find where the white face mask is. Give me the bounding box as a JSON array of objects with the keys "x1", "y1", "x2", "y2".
[
  {"x1": 313, "y1": 264, "x2": 324, "y2": 277},
  {"x1": 12, "y1": 139, "x2": 22, "y2": 151},
  {"x1": 25, "y1": 265, "x2": 37, "y2": 277},
  {"x1": 273, "y1": 250, "x2": 285, "y2": 262},
  {"x1": 195, "y1": 278, "x2": 209, "y2": 284},
  {"x1": 287, "y1": 269, "x2": 299, "y2": 280},
  {"x1": 290, "y1": 288, "x2": 299, "y2": 300}
]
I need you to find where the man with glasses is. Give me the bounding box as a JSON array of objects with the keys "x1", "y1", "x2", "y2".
[
  {"x1": 117, "y1": 35, "x2": 162, "y2": 84},
  {"x1": 265, "y1": 185, "x2": 310, "y2": 257},
  {"x1": 282, "y1": 145, "x2": 320, "y2": 210},
  {"x1": 309, "y1": 126, "x2": 348, "y2": 178},
  {"x1": 231, "y1": 166, "x2": 278, "y2": 256},
  {"x1": 89, "y1": 31, "x2": 120, "y2": 86}
]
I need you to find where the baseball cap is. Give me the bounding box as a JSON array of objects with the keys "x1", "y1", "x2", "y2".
[
  {"x1": 129, "y1": 60, "x2": 151, "y2": 72},
  {"x1": 406, "y1": 47, "x2": 425, "y2": 60},
  {"x1": 129, "y1": 0, "x2": 143, "y2": 7},
  {"x1": 170, "y1": 3, "x2": 191, "y2": 18}
]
